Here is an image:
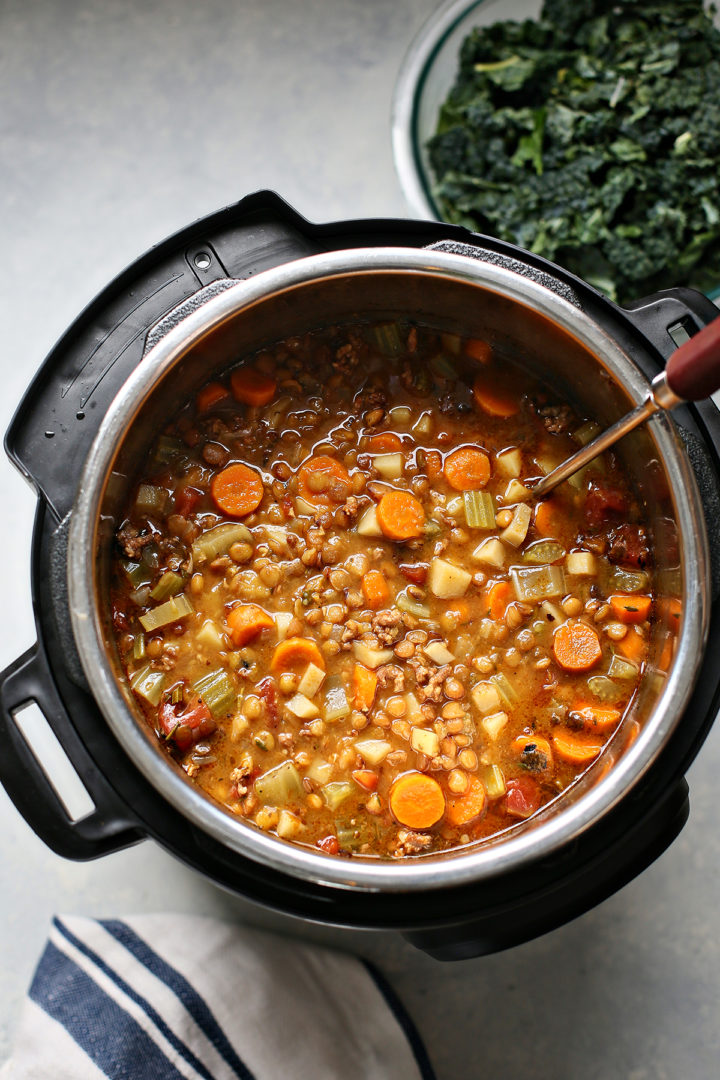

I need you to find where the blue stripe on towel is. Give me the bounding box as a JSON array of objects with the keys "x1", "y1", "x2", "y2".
[
  {"x1": 53, "y1": 918, "x2": 217, "y2": 1080},
  {"x1": 101, "y1": 919, "x2": 255, "y2": 1080},
  {"x1": 29, "y1": 939, "x2": 186, "y2": 1080},
  {"x1": 362, "y1": 960, "x2": 438, "y2": 1080}
]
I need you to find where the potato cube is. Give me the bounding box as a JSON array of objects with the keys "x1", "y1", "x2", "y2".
[
  {"x1": 428, "y1": 557, "x2": 472, "y2": 598},
  {"x1": 481, "y1": 711, "x2": 509, "y2": 741}
]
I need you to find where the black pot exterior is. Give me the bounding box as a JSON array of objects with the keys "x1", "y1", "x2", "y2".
[{"x1": 2, "y1": 191, "x2": 720, "y2": 958}]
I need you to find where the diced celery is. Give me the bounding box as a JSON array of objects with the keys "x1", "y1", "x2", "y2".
[
  {"x1": 298, "y1": 662, "x2": 326, "y2": 698},
  {"x1": 321, "y1": 782, "x2": 354, "y2": 811},
  {"x1": 609, "y1": 567, "x2": 650, "y2": 593},
  {"x1": 254, "y1": 760, "x2": 303, "y2": 804},
  {"x1": 154, "y1": 435, "x2": 186, "y2": 464},
  {"x1": 130, "y1": 664, "x2": 166, "y2": 706},
  {"x1": 135, "y1": 484, "x2": 168, "y2": 517},
  {"x1": 286, "y1": 693, "x2": 319, "y2": 719},
  {"x1": 355, "y1": 739, "x2": 392, "y2": 765},
  {"x1": 501, "y1": 503, "x2": 532, "y2": 547},
  {"x1": 423, "y1": 640, "x2": 455, "y2": 665},
  {"x1": 191, "y1": 522, "x2": 252, "y2": 563},
  {"x1": 491, "y1": 672, "x2": 518, "y2": 706},
  {"x1": 573, "y1": 421, "x2": 601, "y2": 446},
  {"x1": 608, "y1": 654, "x2": 639, "y2": 680},
  {"x1": 524, "y1": 540, "x2": 565, "y2": 565},
  {"x1": 373, "y1": 453, "x2": 404, "y2": 480},
  {"x1": 323, "y1": 681, "x2": 351, "y2": 723},
  {"x1": 464, "y1": 490, "x2": 495, "y2": 529},
  {"x1": 588, "y1": 676, "x2": 623, "y2": 703},
  {"x1": 139, "y1": 594, "x2": 193, "y2": 632},
  {"x1": 428, "y1": 558, "x2": 472, "y2": 598},
  {"x1": 122, "y1": 559, "x2": 153, "y2": 589},
  {"x1": 150, "y1": 570, "x2": 184, "y2": 601},
  {"x1": 511, "y1": 564, "x2": 565, "y2": 602},
  {"x1": 440, "y1": 332, "x2": 461, "y2": 355},
  {"x1": 192, "y1": 668, "x2": 236, "y2": 718},
  {"x1": 480, "y1": 764, "x2": 506, "y2": 799},
  {"x1": 129, "y1": 586, "x2": 151, "y2": 607},
  {"x1": 352, "y1": 641, "x2": 394, "y2": 669},
  {"x1": 397, "y1": 590, "x2": 431, "y2": 619},
  {"x1": 132, "y1": 633, "x2": 146, "y2": 661},
  {"x1": 567, "y1": 455, "x2": 606, "y2": 489},
  {"x1": 356, "y1": 504, "x2": 383, "y2": 538},
  {"x1": 411, "y1": 727, "x2": 440, "y2": 756},
  {"x1": 371, "y1": 322, "x2": 404, "y2": 356},
  {"x1": 429, "y1": 354, "x2": 457, "y2": 379}
]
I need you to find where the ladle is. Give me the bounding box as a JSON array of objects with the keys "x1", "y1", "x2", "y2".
[{"x1": 533, "y1": 313, "x2": 720, "y2": 499}]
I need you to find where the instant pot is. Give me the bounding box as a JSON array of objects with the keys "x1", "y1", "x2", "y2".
[{"x1": 2, "y1": 191, "x2": 720, "y2": 961}]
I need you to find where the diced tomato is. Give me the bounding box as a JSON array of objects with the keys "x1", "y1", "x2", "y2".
[
  {"x1": 174, "y1": 486, "x2": 202, "y2": 517},
  {"x1": 317, "y1": 835, "x2": 339, "y2": 855},
  {"x1": 158, "y1": 696, "x2": 214, "y2": 750},
  {"x1": 352, "y1": 769, "x2": 379, "y2": 792},
  {"x1": 256, "y1": 676, "x2": 278, "y2": 726},
  {"x1": 584, "y1": 480, "x2": 629, "y2": 530},
  {"x1": 111, "y1": 601, "x2": 130, "y2": 634},
  {"x1": 505, "y1": 776, "x2": 541, "y2": 819},
  {"x1": 399, "y1": 562, "x2": 428, "y2": 585},
  {"x1": 607, "y1": 524, "x2": 650, "y2": 569}
]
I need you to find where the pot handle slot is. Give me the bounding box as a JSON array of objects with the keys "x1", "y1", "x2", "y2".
[
  {"x1": 0, "y1": 645, "x2": 142, "y2": 860},
  {"x1": 425, "y1": 239, "x2": 582, "y2": 308},
  {"x1": 143, "y1": 277, "x2": 239, "y2": 357},
  {"x1": 622, "y1": 287, "x2": 720, "y2": 362}
]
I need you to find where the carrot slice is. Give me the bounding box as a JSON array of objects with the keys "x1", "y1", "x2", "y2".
[
  {"x1": 465, "y1": 338, "x2": 492, "y2": 365},
  {"x1": 553, "y1": 620, "x2": 602, "y2": 672},
  {"x1": 226, "y1": 604, "x2": 274, "y2": 647},
  {"x1": 511, "y1": 734, "x2": 554, "y2": 771},
  {"x1": 443, "y1": 446, "x2": 491, "y2": 491},
  {"x1": 352, "y1": 664, "x2": 378, "y2": 712},
  {"x1": 534, "y1": 499, "x2": 560, "y2": 538},
  {"x1": 368, "y1": 432, "x2": 402, "y2": 453},
  {"x1": 352, "y1": 769, "x2": 379, "y2": 792},
  {"x1": 376, "y1": 491, "x2": 425, "y2": 541},
  {"x1": 196, "y1": 381, "x2": 230, "y2": 414},
  {"x1": 472, "y1": 374, "x2": 519, "y2": 418},
  {"x1": 271, "y1": 637, "x2": 325, "y2": 673},
  {"x1": 230, "y1": 367, "x2": 277, "y2": 407},
  {"x1": 552, "y1": 731, "x2": 604, "y2": 765},
  {"x1": 485, "y1": 580, "x2": 512, "y2": 620},
  {"x1": 389, "y1": 773, "x2": 445, "y2": 830},
  {"x1": 361, "y1": 569, "x2": 390, "y2": 610},
  {"x1": 616, "y1": 626, "x2": 647, "y2": 664},
  {"x1": 570, "y1": 704, "x2": 621, "y2": 734},
  {"x1": 445, "y1": 775, "x2": 487, "y2": 826},
  {"x1": 609, "y1": 594, "x2": 652, "y2": 625},
  {"x1": 210, "y1": 463, "x2": 264, "y2": 517},
  {"x1": 297, "y1": 455, "x2": 351, "y2": 507},
  {"x1": 424, "y1": 450, "x2": 443, "y2": 481}
]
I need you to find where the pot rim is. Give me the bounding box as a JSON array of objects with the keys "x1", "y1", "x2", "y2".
[{"x1": 68, "y1": 246, "x2": 710, "y2": 893}]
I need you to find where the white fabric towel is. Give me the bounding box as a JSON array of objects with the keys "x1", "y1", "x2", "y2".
[{"x1": 1, "y1": 914, "x2": 436, "y2": 1080}]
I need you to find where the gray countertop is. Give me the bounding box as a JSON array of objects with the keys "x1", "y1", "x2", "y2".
[{"x1": 1, "y1": 2, "x2": 719, "y2": 1076}]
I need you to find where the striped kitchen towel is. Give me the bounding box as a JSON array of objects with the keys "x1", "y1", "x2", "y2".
[{"x1": 0, "y1": 914, "x2": 436, "y2": 1080}]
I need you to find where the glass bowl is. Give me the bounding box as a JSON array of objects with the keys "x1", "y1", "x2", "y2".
[{"x1": 391, "y1": 0, "x2": 720, "y2": 302}]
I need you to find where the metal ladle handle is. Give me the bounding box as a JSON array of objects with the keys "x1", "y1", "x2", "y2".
[{"x1": 533, "y1": 313, "x2": 720, "y2": 500}]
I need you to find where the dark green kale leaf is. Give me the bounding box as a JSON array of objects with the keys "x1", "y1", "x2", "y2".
[{"x1": 427, "y1": 0, "x2": 720, "y2": 303}]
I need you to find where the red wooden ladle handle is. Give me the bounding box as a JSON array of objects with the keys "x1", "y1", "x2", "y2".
[{"x1": 665, "y1": 313, "x2": 720, "y2": 401}]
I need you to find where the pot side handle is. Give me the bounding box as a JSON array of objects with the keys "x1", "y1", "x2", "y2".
[
  {"x1": 0, "y1": 645, "x2": 143, "y2": 860},
  {"x1": 622, "y1": 286, "x2": 720, "y2": 361}
]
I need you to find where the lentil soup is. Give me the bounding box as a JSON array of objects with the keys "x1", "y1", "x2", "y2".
[{"x1": 110, "y1": 320, "x2": 660, "y2": 859}]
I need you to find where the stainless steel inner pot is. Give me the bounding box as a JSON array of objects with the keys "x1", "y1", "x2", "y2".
[{"x1": 67, "y1": 247, "x2": 710, "y2": 892}]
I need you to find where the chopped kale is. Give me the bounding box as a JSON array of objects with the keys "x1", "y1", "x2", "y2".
[{"x1": 427, "y1": 0, "x2": 720, "y2": 303}]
